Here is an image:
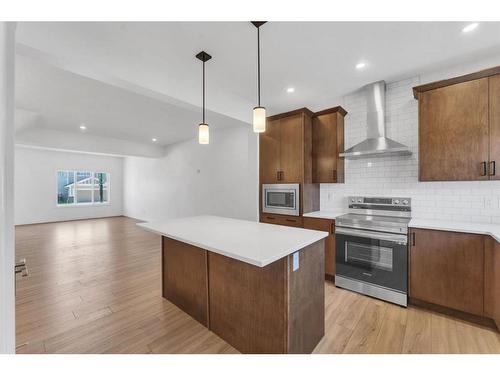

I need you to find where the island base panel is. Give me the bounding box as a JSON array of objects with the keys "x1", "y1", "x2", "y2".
[
  {"x1": 208, "y1": 253, "x2": 287, "y2": 353},
  {"x1": 162, "y1": 237, "x2": 209, "y2": 327},
  {"x1": 287, "y1": 240, "x2": 325, "y2": 353},
  {"x1": 208, "y1": 240, "x2": 325, "y2": 354}
]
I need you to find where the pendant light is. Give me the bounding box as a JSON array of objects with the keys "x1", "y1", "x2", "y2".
[
  {"x1": 251, "y1": 21, "x2": 267, "y2": 133},
  {"x1": 196, "y1": 51, "x2": 212, "y2": 144}
]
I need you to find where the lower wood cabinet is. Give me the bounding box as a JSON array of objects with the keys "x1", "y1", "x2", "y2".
[
  {"x1": 484, "y1": 237, "x2": 500, "y2": 327},
  {"x1": 303, "y1": 217, "x2": 335, "y2": 278},
  {"x1": 260, "y1": 213, "x2": 303, "y2": 228},
  {"x1": 409, "y1": 228, "x2": 485, "y2": 316}
]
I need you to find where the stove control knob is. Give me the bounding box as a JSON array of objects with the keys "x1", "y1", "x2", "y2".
[
  {"x1": 402, "y1": 199, "x2": 409, "y2": 205},
  {"x1": 357, "y1": 198, "x2": 362, "y2": 203},
  {"x1": 394, "y1": 199, "x2": 400, "y2": 204},
  {"x1": 350, "y1": 198, "x2": 355, "y2": 203}
]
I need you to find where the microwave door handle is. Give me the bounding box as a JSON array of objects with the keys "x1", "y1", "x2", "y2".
[{"x1": 335, "y1": 227, "x2": 407, "y2": 245}]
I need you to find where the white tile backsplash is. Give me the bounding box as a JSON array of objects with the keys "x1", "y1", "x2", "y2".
[{"x1": 321, "y1": 75, "x2": 500, "y2": 223}]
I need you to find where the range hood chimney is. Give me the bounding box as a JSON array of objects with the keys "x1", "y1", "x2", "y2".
[{"x1": 340, "y1": 81, "x2": 412, "y2": 159}]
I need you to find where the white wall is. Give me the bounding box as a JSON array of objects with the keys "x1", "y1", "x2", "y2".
[
  {"x1": 124, "y1": 124, "x2": 259, "y2": 222},
  {"x1": 0, "y1": 21, "x2": 16, "y2": 354},
  {"x1": 321, "y1": 58, "x2": 500, "y2": 224},
  {"x1": 14, "y1": 146, "x2": 124, "y2": 225}
]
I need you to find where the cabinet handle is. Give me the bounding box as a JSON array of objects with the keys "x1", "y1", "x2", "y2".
[
  {"x1": 481, "y1": 161, "x2": 487, "y2": 176},
  {"x1": 276, "y1": 171, "x2": 281, "y2": 181},
  {"x1": 411, "y1": 232, "x2": 416, "y2": 246},
  {"x1": 285, "y1": 219, "x2": 296, "y2": 223},
  {"x1": 489, "y1": 161, "x2": 496, "y2": 176},
  {"x1": 332, "y1": 170, "x2": 337, "y2": 181},
  {"x1": 281, "y1": 171, "x2": 284, "y2": 180},
  {"x1": 266, "y1": 216, "x2": 275, "y2": 220}
]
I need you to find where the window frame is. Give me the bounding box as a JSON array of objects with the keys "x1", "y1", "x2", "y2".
[{"x1": 56, "y1": 170, "x2": 111, "y2": 207}]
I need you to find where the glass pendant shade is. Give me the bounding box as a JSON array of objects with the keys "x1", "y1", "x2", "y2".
[
  {"x1": 253, "y1": 106, "x2": 266, "y2": 133},
  {"x1": 198, "y1": 123, "x2": 209, "y2": 145}
]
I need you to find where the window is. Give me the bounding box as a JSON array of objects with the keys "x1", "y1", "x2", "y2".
[{"x1": 57, "y1": 171, "x2": 110, "y2": 206}]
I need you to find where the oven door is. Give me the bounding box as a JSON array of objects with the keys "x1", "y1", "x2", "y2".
[
  {"x1": 335, "y1": 227, "x2": 408, "y2": 293},
  {"x1": 262, "y1": 184, "x2": 299, "y2": 216}
]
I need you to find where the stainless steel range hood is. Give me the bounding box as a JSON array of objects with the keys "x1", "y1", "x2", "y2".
[{"x1": 340, "y1": 81, "x2": 412, "y2": 159}]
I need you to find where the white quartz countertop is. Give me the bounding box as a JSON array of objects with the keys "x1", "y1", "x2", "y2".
[
  {"x1": 302, "y1": 211, "x2": 346, "y2": 220},
  {"x1": 137, "y1": 215, "x2": 328, "y2": 267},
  {"x1": 409, "y1": 218, "x2": 500, "y2": 242}
]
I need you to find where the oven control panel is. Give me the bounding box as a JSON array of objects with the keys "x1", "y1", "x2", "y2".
[{"x1": 348, "y1": 196, "x2": 411, "y2": 211}]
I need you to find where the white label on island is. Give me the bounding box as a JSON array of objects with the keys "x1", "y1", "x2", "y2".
[{"x1": 292, "y1": 251, "x2": 299, "y2": 271}]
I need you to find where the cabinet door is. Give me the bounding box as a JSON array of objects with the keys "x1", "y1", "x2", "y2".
[
  {"x1": 409, "y1": 229, "x2": 484, "y2": 316},
  {"x1": 418, "y1": 78, "x2": 489, "y2": 181},
  {"x1": 489, "y1": 75, "x2": 500, "y2": 180},
  {"x1": 303, "y1": 217, "x2": 335, "y2": 276},
  {"x1": 279, "y1": 114, "x2": 303, "y2": 183},
  {"x1": 484, "y1": 237, "x2": 500, "y2": 326},
  {"x1": 259, "y1": 118, "x2": 281, "y2": 183},
  {"x1": 312, "y1": 113, "x2": 344, "y2": 183}
]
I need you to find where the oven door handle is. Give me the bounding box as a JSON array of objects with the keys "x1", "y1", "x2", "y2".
[{"x1": 335, "y1": 227, "x2": 408, "y2": 245}]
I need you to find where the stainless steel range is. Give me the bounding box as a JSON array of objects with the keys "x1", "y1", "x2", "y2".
[{"x1": 335, "y1": 196, "x2": 411, "y2": 306}]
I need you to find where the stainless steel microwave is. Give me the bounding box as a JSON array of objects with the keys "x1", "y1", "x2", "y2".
[{"x1": 262, "y1": 184, "x2": 300, "y2": 216}]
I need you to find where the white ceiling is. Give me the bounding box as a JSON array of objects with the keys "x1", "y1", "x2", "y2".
[
  {"x1": 15, "y1": 54, "x2": 245, "y2": 146},
  {"x1": 15, "y1": 21, "x2": 500, "y2": 147}
]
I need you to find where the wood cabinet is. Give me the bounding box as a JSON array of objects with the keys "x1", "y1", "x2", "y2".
[
  {"x1": 162, "y1": 234, "x2": 325, "y2": 353},
  {"x1": 409, "y1": 228, "x2": 484, "y2": 316},
  {"x1": 260, "y1": 109, "x2": 311, "y2": 184},
  {"x1": 489, "y1": 74, "x2": 500, "y2": 180},
  {"x1": 279, "y1": 114, "x2": 304, "y2": 183},
  {"x1": 259, "y1": 117, "x2": 281, "y2": 183},
  {"x1": 259, "y1": 108, "x2": 319, "y2": 216},
  {"x1": 484, "y1": 237, "x2": 500, "y2": 328},
  {"x1": 413, "y1": 66, "x2": 500, "y2": 181},
  {"x1": 312, "y1": 107, "x2": 346, "y2": 183},
  {"x1": 303, "y1": 217, "x2": 335, "y2": 278},
  {"x1": 260, "y1": 213, "x2": 303, "y2": 228},
  {"x1": 417, "y1": 78, "x2": 489, "y2": 181}
]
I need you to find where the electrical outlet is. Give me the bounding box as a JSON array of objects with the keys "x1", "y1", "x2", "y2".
[{"x1": 484, "y1": 196, "x2": 495, "y2": 209}]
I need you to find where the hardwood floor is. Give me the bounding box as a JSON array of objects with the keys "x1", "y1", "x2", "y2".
[{"x1": 15, "y1": 217, "x2": 500, "y2": 354}]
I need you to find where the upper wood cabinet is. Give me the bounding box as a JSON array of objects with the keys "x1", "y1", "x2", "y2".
[
  {"x1": 489, "y1": 74, "x2": 500, "y2": 180},
  {"x1": 312, "y1": 107, "x2": 347, "y2": 183},
  {"x1": 417, "y1": 78, "x2": 489, "y2": 181},
  {"x1": 259, "y1": 109, "x2": 312, "y2": 184},
  {"x1": 414, "y1": 66, "x2": 500, "y2": 181},
  {"x1": 259, "y1": 117, "x2": 281, "y2": 183},
  {"x1": 279, "y1": 114, "x2": 305, "y2": 183},
  {"x1": 409, "y1": 228, "x2": 485, "y2": 316}
]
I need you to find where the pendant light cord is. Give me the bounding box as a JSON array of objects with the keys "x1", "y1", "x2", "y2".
[
  {"x1": 202, "y1": 60, "x2": 205, "y2": 124},
  {"x1": 257, "y1": 26, "x2": 261, "y2": 107}
]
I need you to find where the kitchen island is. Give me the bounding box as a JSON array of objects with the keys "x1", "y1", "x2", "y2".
[{"x1": 138, "y1": 215, "x2": 328, "y2": 354}]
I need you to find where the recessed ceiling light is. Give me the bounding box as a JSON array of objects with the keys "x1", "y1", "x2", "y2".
[
  {"x1": 286, "y1": 87, "x2": 295, "y2": 93},
  {"x1": 462, "y1": 23, "x2": 479, "y2": 33},
  {"x1": 79, "y1": 124, "x2": 87, "y2": 130},
  {"x1": 152, "y1": 138, "x2": 157, "y2": 142},
  {"x1": 356, "y1": 62, "x2": 367, "y2": 70}
]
